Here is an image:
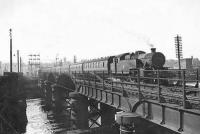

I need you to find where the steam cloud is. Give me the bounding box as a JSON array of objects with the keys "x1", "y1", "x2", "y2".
[
  {"x1": 122, "y1": 29, "x2": 154, "y2": 48},
  {"x1": 149, "y1": 44, "x2": 154, "y2": 48}
]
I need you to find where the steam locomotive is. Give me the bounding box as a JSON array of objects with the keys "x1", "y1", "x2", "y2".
[{"x1": 41, "y1": 48, "x2": 166, "y2": 82}]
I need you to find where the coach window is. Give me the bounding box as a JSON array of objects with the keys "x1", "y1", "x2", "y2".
[
  {"x1": 105, "y1": 61, "x2": 107, "y2": 67},
  {"x1": 103, "y1": 62, "x2": 104, "y2": 67}
]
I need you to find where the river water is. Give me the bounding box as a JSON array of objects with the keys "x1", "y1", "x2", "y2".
[{"x1": 25, "y1": 98, "x2": 70, "y2": 134}]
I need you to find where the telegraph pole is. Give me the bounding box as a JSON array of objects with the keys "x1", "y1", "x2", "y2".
[
  {"x1": 20, "y1": 57, "x2": 22, "y2": 72},
  {"x1": 175, "y1": 35, "x2": 183, "y2": 70},
  {"x1": 17, "y1": 50, "x2": 19, "y2": 72},
  {"x1": 28, "y1": 54, "x2": 40, "y2": 76},
  {"x1": 175, "y1": 35, "x2": 183, "y2": 83},
  {"x1": 9, "y1": 29, "x2": 12, "y2": 72}
]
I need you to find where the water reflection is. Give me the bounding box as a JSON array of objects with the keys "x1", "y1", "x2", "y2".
[{"x1": 25, "y1": 98, "x2": 70, "y2": 134}]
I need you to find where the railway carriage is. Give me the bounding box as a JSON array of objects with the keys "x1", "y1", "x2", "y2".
[
  {"x1": 83, "y1": 56, "x2": 115, "y2": 73},
  {"x1": 69, "y1": 63, "x2": 83, "y2": 73}
]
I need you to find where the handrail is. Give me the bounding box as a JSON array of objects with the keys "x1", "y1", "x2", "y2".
[{"x1": 69, "y1": 69, "x2": 200, "y2": 109}]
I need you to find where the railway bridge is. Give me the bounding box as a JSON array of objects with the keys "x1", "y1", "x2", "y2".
[{"x1": 38, "y1": 69, "x2": 200, "y2": 134}]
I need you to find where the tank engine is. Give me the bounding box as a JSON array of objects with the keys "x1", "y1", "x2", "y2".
[
  {"x1": 137, "y1": 48, "x2": 165, "y2": 69},
  {"x1": 110, "y1": 48, "x2": 166, "y2": 74}
]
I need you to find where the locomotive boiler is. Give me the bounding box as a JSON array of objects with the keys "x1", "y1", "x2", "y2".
[
  {"x1": 110, "y1": 48, "x2": 166, "y2": 74},
  {"x1": 137, "y1": 48, "x2": 165, "y2": 69}
]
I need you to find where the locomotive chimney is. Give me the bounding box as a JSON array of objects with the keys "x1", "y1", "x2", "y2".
[{"x1": 151, "y1": 48, "x2": 156, "y2": 53}]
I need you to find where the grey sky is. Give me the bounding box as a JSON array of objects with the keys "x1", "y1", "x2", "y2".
[{"x1": 0, "y1": 0, "x2": 200, "y2": 62}]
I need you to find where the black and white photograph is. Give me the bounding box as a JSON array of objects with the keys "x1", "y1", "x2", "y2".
[{"x1": 0, "y1": 0, "x2": 200, "y2": 133}]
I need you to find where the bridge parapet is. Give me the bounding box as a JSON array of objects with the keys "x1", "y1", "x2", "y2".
[
  {"x1": 38, "y1": 70, "x2": 200, "y2": 134},
  {"x1": 71, "y1": 71, "x2": 200, "y2": 134}
]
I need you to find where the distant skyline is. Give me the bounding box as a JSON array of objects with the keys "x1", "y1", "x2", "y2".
[{"x1": 0, "y1": 0, "x2": 200, "y2": 63}]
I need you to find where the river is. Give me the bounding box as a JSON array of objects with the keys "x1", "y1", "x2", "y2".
[{"x1": 25, "y1": 98, "x2": 70, "y2": 134}]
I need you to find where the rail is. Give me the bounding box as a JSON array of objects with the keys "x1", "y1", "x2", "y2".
[{"x1": 72, "y1": 69, "x2": 200, "y2": 110}]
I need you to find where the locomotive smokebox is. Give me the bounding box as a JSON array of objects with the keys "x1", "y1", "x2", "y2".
[{"x1": 151, "y1": 48, "x2": 156, "y2": 53}]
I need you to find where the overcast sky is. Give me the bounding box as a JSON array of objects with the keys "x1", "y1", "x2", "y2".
[{"x1": 0, "y1": 0, "x2": 200, "y2": 63}]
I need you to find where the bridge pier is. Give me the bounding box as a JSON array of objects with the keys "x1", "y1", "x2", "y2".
[
  {"x1": 51, "y1": 84, "x2": 69, "y2": 112},
  {"x1": 115, "y1": 112, "x2": 141, "y2": 134},
  {"x1": 100, "y1": 103, "x2": 116, "y2": 127},
  {"x1": 69, "y1": 92, "x2": 89, "y2": 129},
  {"x1": 44, "y1": 80, "x2": 53, "y2": 107}
]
